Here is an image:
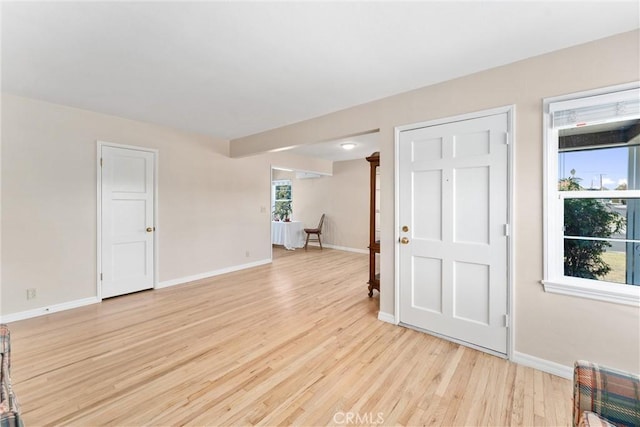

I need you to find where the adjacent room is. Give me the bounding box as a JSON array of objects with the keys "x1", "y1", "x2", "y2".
[{"x1": 1, "y1": 2, "x2": 639, "y2": 426}]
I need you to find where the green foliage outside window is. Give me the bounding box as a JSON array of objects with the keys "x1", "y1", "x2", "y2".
[
  {"x1": 275, "y1": 185, "x2": 291, "y2": 200},
  {"x1": 561, "y1": 176, "x2": 625, "y2": 279}
]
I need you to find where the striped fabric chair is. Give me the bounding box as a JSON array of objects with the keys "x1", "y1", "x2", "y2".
[
  {"x1": 0, "y1": 325, "x2": 22, "y2": 427},
  {"x1": 574, "y1": 360, "x2": 640, "y2": 427}
]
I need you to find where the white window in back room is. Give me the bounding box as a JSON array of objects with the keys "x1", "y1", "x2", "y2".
[
  {"x1": 544, "y1": 85, "x2": 640, "y2": 305},
  {"x1": 272, "y1": 180, "x2": 292, "y2": 221}
]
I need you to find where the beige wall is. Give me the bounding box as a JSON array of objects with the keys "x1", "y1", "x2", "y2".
[
  {"x1": 0, "y1": 94, "x2": 331, "y2": 316},
  {"x1": 275, "y1": 159, "x2": 369, "y2": 250},
  {"x1": 232, "y1": 30, "x2": 640, "y2": 372}
]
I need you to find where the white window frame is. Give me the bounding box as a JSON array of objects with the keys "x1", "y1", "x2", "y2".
[{"x1": 543, "y1": 83, "x2": 640, "y2": 306}]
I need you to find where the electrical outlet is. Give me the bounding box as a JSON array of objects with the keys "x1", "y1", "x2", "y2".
[
  {"x1": 260, "y1": 206, "x2": 266, "y2": 213},
  {"x1": 26, "y1": 288, "x2": 36, "y2": 300},
  {"x1": 245, "y1": 251, "x2": 250, "y2": 257}
]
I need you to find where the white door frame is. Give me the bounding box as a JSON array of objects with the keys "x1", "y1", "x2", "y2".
[
  {"x1": 96, "y1": 140, "x2": 159, "y2": 300},
  {"x1": 394, "y1": 105, "x2": 516, "y2": 358}
]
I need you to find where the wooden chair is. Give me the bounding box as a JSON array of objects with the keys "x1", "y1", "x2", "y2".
[{"x1": 304, "y1": 214, "x2": 325, "y2": 250}]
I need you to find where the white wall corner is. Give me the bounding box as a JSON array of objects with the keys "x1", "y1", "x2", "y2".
[
  {"x1": 0, "y1": 296, "x2": 100, "y2": 323},
  {"x1": 157, "y1": 259, "x2": 272, "y2": 289},
  {"x1": 511, "y1": 351, "x2": 573, "y2": 380},
  {"x1": 377, "y1": 311, "x2": 397, "y2": 324}
]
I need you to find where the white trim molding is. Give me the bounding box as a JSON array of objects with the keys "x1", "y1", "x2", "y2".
[
  {"x1": 157, "y1": 259, "x2": 272, "y2": 289},
  {"x1": 0, "y1": 297, "x2": 100, "y2": 323},
  {"x1": 1, "y1": 259, "x2": 273, "y2": 322},
  {"x1": 377, "y1": 311, "x2": 397, "y2": 324},
  {"x1": 304, "y1": 243, "x2": 368, "y2": 254},
  {"x1": 511, "y1": 351, "x2": 573, "y2": 380},
  {"x1": 542, "y1": 279, "x2": 640, "y2": 307}
]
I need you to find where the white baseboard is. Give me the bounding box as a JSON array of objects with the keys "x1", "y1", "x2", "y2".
[
  {"x1": 0, "y1": 260, "x2": 272, "y2": 323},
  {"x1": 306, "y1": 243, "x2": 368, "y2": 254},
  {"x1": 511, "y1": 351, "x2": 573, "y2": 379},
  {"x1": 375, "y1": 313, "x2": 572, "y2": 379},
  {"x1": 378, "y1": 311, "x2": 397, "y2": 324},
  {"x1": 0, "y1": 296, "x2": 100, "y2": 324},
  {"x1": 157, "y1": 258, "x2": 272, "y2": 289}
]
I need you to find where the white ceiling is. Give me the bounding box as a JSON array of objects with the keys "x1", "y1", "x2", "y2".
[{"x1": 2, "y1": 1, "x2": 639, "y2": 160}]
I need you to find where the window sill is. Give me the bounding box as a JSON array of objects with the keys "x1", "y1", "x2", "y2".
[{"x1": 542, "y1": 278, "x2": 640, "y2": 307}]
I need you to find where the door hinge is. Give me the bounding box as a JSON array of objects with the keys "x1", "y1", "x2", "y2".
[
  {"x1": 100, "y1": 158, "x2": 103, "y2": 167},
  {"x1": 504, "y1": 224, "x2": 510, "y2": 236},
  {"x1": 100, "y1": 273, "x2": 103, "y2": 281},
  {"x1": 504, "y1": 132, "x2": 509, "y2": 145},
  {"x1": 504, "y1": 314, "x2": 509, "y2": 327}
]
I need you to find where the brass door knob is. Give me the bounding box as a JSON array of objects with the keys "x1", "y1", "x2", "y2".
[
  {"x1": 146, "y1": 227, "x2": 153, "y2": 232},
  {"x1": 400, "y1": 237, "x2": 409, "y2": 244}
]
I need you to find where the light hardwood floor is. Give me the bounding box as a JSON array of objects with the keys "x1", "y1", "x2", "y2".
[{"x1": 8, "y1": 247, "x2": 572, "y2": 426}]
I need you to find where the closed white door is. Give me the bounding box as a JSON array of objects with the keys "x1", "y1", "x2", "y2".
[
  {"x1": 398, "y1": 112, "x2": 509, "y2": 355},
  {"x1": 101, "y1": 145, "x2": 155, "y2": 299}
]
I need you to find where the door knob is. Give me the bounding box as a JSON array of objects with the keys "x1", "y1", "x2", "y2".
[
  {"x1": 146, "y1": 227, "x2": 153, "y2": 232},
  {"x1": 400, "y1": 237, "x2": 409, "y2": 244}
]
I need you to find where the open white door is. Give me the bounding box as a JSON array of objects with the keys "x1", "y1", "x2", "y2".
[
  {"x1": 100, "y1": 144, "x2": 156, "y2": 299},
  {"x1": 398, "y1": 112, "x2": 510, "y2": 355}
]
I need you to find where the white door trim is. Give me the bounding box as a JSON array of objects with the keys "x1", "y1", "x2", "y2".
[
  {"x1": 393, "y1": 105, "x2": 516, "y2": 358},
  {"x1": 96, "y1": 140, "x2": 159, "y2": 300}
]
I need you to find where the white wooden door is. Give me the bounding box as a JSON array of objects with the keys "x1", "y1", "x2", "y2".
[
  {"x1": 101, "y1": 145, "x2": 155, "y2": 299},
  {"x1": 398, "y1": 112, "x2": 509, "y2": 355}
]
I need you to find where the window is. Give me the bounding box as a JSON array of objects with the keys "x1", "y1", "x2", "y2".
[
  {"x1": 272, "y1": 179, "x2": 292, "y2": 220},
  {"x1": 543, "y1": 85, "x2": 640, "y2": 305}
]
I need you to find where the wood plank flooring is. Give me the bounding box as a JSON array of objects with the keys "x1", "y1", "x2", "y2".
[{"x1": 7, "y1": 247, "x2": 572, "y2": 426}]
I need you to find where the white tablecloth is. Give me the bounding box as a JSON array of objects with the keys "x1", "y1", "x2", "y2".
[{"x1": 272, "y1": 221, "x2": 305, "y2": 250}]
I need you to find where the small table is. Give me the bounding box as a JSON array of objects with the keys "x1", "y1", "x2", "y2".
[{"x1": 272, "y1": 221, "x2": 305, "y2": 250}]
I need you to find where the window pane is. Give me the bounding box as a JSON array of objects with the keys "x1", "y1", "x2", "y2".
[
  {"x1": 275, "y1": 184, "x2": 291, "y2": 200},
  {"x1": 558, "y1": 146, "x2": 631, "y2": 190},
  {"x1": 564, "y1": 238, "x2": 637, "y2": 285},
  {"x1": 563, "y1": 198, "x2": 630, "y2": 240},
  {"x1": 563, "y1": 198, "x2": 640, "y2": 285},
  {"x1": 558, "y1": 118, "x2": 638, "y2": 191}
]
